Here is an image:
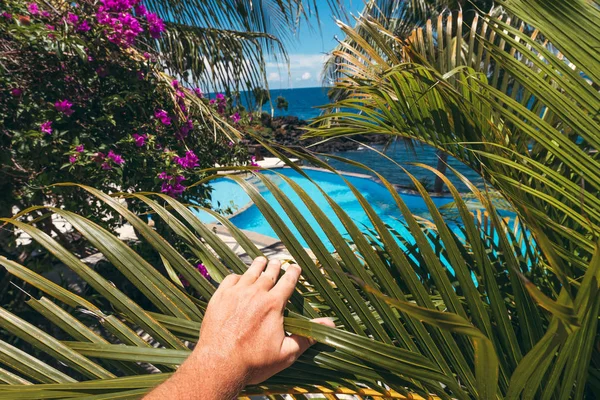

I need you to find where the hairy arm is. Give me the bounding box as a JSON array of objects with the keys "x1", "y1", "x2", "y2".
[{"x1": 145, "y1": 257, "x2": 334, "y2": 400}]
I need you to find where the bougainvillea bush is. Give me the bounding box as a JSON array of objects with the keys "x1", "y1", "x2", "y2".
[{"x1": 0, "y1": 0, "x2": 248, "y2": 238}]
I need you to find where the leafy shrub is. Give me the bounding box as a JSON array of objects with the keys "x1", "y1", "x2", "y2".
[{"x1": 0, "y1": 0, "x2": 248, "y2": 228}]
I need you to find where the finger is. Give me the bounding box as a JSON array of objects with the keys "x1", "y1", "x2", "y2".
[
  {"x1": 279, "y1": 318, "x2": 335, "y2": 366},
  {"x1": 218, "y1": 273, "x2": 240, "y2": 290},
  {"x1": 238, "y1": 256, "x2": 268, "y2": 285},
  {"x1": 257, "y1": 259, "x2": 282, "y2": 289},
  {"x1": 270, "y1": 264, "x2": 301, "y2": 301}
]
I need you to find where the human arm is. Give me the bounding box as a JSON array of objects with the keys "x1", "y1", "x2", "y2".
[{"x1": 145, "y1": 256, "x2": 334, "y2": 400}]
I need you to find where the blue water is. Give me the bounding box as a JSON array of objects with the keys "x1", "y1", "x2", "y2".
[
  {"x1": 195, "y1": 168, "x2": 457, "y2": 252},
  {"x1": 211, "y1": 87, "x2": 484, "y2": 191}
]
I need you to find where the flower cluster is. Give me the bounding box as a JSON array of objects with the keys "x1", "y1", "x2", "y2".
[
  {"x1": 55, "y1": 99, "x2": 74, "y2": 116},
  {"x1": 95, "y1": 0, "x2": 164, "y2": 47},
  {"x1": 154, "y1": 109, "x2": 171, "y2": 125},
  {"x1": 132, "y1": 133, "x2": 147, "y2": 147},
  {"x1": 209, "y1": 93, "x2": 227, "y2": 114},
  {"x1": 158, "y1": 172, "x2": 186, "y2": 197},
  {"x1": 174, "y1": 150, "x2": 199, "y2": 169},
  {"x1": 93, "y1": 150, "x2": 125, "y2": 170}
]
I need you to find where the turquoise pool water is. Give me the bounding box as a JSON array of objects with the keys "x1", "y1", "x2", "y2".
[{"x1": 195, "y1": 168, "x2": 458, "y2": 252}]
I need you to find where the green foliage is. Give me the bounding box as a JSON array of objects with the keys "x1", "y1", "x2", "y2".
[
  {"x1": 276, "y1": 95, "x2": 289, "y2": 111},
  {"x1": 0, "y1": 0, "x2": 248, "y2": 235},
  {"x1": 252, "y1": 86, "x2": 270, "y2": 109}
]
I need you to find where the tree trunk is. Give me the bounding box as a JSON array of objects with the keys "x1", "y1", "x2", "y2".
[{"x1": 433, "y1": 151, "x2": 449, "y2": 194}]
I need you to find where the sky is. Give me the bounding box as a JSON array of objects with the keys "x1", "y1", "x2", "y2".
[{"x1": 264, "y1": 0, "x2": 363, "y2": 89}]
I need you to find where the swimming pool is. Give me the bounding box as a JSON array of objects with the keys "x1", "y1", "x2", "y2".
[{"x1": 194, "y1": 168, "x2": 457, "y2": 252}]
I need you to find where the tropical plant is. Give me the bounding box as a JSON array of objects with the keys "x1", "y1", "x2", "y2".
[
  {"x1": 0, "y1": 147, "x2": 596, "y2": 399},
  {"x1": 1, "y1": 1, "x2": 599, "y2": 400}
]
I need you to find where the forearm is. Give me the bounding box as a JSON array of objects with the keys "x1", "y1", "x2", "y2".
[{"x1": 144, "y1": 348, "x2": 248, "y2": 400}]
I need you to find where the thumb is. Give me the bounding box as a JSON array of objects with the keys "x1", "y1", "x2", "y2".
[{"x1": 280, "y1": 318, "x2": 335, "y2": 365}]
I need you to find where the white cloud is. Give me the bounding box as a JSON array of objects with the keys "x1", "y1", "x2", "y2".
[
  {"x1": 267, "y1": 72, "x2": 281, "y2": 81},
  {"x1": 265, "y1": 53, "x2": 329, "y2": 88}
]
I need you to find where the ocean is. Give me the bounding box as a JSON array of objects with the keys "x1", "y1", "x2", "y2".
[{"x1": 229, "y1": 86, "x2": 482, "y2": 190}]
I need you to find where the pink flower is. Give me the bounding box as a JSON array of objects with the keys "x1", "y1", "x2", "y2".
[
  {"x1": 196, "y1": 263, "x2": 210, "y2": 279},
  {"x1": 171, "y1": 79, "x2": 179, "y2": 88},
  {"x1": 40, "y1": 121, "x2": 53, "y2": 134},
  {"x1": 250, "y1": 156, "x2": 259, "y2": 169},
  {"x1": 55, "y1": 99, "x2": 74, "y2": 116},
  {"x1": 69, "y1": 155, "x2": 78, "y2": 164},
  {"x1": 27, "y1": 3, "x2": 39, "y2": 15},
  {"x1": 216, "y1": 93, "x2": 225, "y2": 100},
  {"x1": 178, "y1": 119, "x2": 193, "y2": 137},
  {"x1": 174, "y1": 150, "x2": 199, "y2": 169},
  {"x1": 193, "y1": 87, "x2": 202, "y2": 97},
  {"x1": 132, "y1": 133, "x2": 147, "y2": 147},
  {"x1": 158, "y1": 171, "x2": 170, "y2": 180},
  {"x1": 176, "y1": 90, "x2": 185, "y2": 99},
  {"x1": 1, "y1": 12, "x2": 12, "y2": 19},
  {"x1": 67, "y1": 12, "x2": 79, "y2": 24},
  {"x1": 154, "y1": 109, "x2": 171, "y2": 125},
  {"x1": 75, "y1": 144, "x2": 84, "y2": 152},
  {"x1": 146, "y1": 12, "x2": 165, "y2": 39},
  {"x1": 230, "y1": 112, "x2": 241, "y2": 124},
  {"x1": 161, "y1": 175, "x2": 186, "y2": 197},
  {"x1": 143, "y1": 51, "x2": 151, "y2": 59},
  {"x1": 77, "y1": 20, "x2": 91, "y2": 32},
  {"x1": 107, "y1": 150, "x2": 124, "y2": 165},
  {"x1": 228, "y1": 141, "x2": 234, "y2": 147},
  {"x1": 10, "y1": 88, "x2": 23, "y2": 97},
  {"x1": 134, "y1": 4, "x2": 147, "y2": 16},
  {"x1": 46, "y1": 24, "x2": 55, "y2": 30},
  {"x1": 42, "y1": 10, "x2": 50, "y2": 17},
  {"x1": 101, "y1": 162, "x2": 112, "y2": 170}
]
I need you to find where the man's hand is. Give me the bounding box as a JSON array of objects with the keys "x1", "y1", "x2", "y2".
[{"x1": 146, "y1": 257, "x2": 334, "y2": 400}]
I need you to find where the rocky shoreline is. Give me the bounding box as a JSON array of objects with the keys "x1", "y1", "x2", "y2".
[{"x1": 248, "y1": 115, "x2": 389, "y2": 153}]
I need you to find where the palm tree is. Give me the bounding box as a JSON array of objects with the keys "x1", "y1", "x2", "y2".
[
  {"x1": 145, "y1": 0, "x2": 345, "y2": 93},
  {"x1": 0, "y1": 0, "x2": 598, "y2": 399}
]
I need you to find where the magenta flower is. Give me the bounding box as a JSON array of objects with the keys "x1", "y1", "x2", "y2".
[
  {"x1": 230, "y1": 112, "x2": 241, "y2": 124},
  {"x1": 250, "y1": 156, "x2": 260, "y2": 169},
  {"x1": 55, "y1": 99, "x2": 74, "y2": 116},
  {"x1": 75, "y1": 144, "x2": 84, "y2": 152},
  {"x1": 107, "y1": 150, "x2": 124, "y2": 165},
  {"x1": 146, "y1": 12, "x2": 165, "y2": 39},
  {"x1": 161, "y1": 175, "x2": 186, "y2": 197},
  {"x1": 10, "y1": 88, "x2": 22, "y2": 97},
  {"x1": 134, "y1": 4, "x2": 147, "y2": 16},
  {"x1": 228, "y1": 140, "x2": 234, "y2": 147},
  {"x1": 158, "y1": 171, "x2": 170, "y2": 180},
  {"x1": 46, "y1": 24, "x2": 55, "y2": 30},
  {"x1": 177, "y1": 118, "x2": 193, "y2": 138},
  {"x1": 1, "y1": 12, "x2": 12, "y2": 19},
  {"x1": 67, "y1": 12, "x2": 79, "y2": 24},
  {"x1": 40, "y1": 121, "x2": 53, "y2": 135},
  {"x1": 77, "y1": 20, "x2": 91, "y2": 32},
  {"x1": 176, "y1": 90, "x2": 185, "y2": 99},
  {"x1": 143, "y1": 51, "x2": 151, "y2": 59},
  {"x1": 174, "y1": 150, "x2": 199, "y2": 169},
  {"x1": 196, "y1": 263, "x2": 211, "y2": 280},
  {"x1": 216, "y1": 93, "x2": 225, "y2": 100},
  {"x1": 41, "y1": 10, "x2": 50, "y2": 17},
  {"x1": 101, "y1": 162, "x2": 112, "y2": 170},
  {"x1": 132, "y1": 133, "x2": 147, "y2": 147},
  {"x1": 171, "y1": 79, "x2": 179, "y2": 88},
  {"x1": 193, "y1": 87, "x2": 203, "y2": 97},
  {"x1": 69, "y1": 155, "x2": 78, "y2": 164},
  {"x1": 136, "y1": 70, "x2": 144, "y2": 80},
  {"x1": 27, "y1": 3, "x2": 39, "y2": 15},
  {"x1": 154, "y1": 109, "x2": 171, "y2": 125}
]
